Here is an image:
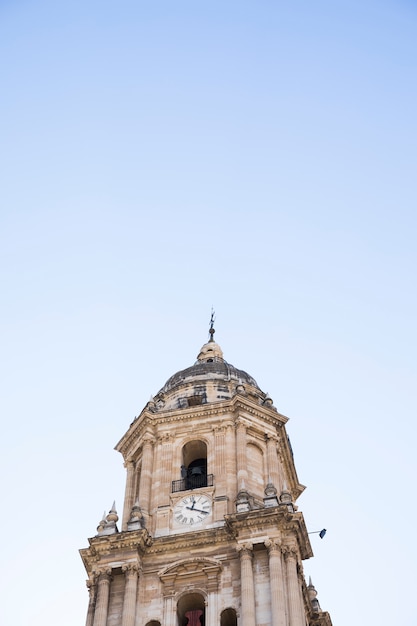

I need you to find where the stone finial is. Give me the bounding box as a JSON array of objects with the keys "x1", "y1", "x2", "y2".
[
  {"x1": 106, "y1": 502, "x2": 118, "y2": 523},
  {"x1": 307, "y1": 577, "x2": 321, "y2": 613},
  {"x1": 265, "y1": 480, "x2": 277, "y2": 496},
  {"x1": 97, "y1": 502, "x2": 119, "y2": 536},
  {"x1": 96, "y1": 511, "x2": 107, "y2": 534},
  {"x1": 279, "y1": 482, "x2": 294, "y2": 512},
  {"x1": 264, "y1": 481, "x2": 279, "y2": 508},
  {"x1": 236, "y1": 481, "x2": 251, "y2": 512},
  {"x1": 127, "y1": 500, "x2": 145, "y2": 531}
]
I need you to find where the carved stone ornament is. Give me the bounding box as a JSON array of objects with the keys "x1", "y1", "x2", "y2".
[
  {"x1": 122, "y1": 563, "x2": 140, "y2": 577},
  {"x1": 264, "y1": 538, "x2": 282, "y2": 554},
  {"x1": 282, "y1": 546, "x2": 298, "y2": 562},
  {"x1": 159, "y1": 557, "x2": 222, "y2": 595},
  {"x1": 93, "y1": 568, "x2": 112, "y2": 581},
  {"x1": 236, "y1": 542, "x2": 253, "y2": 557}
]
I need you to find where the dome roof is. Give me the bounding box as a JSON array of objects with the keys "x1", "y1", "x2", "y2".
[
  {"x1": 156, "y1": 337, "x2": 261, "y2": 404},
  {"x1": 160, "y1": 358, "x2": 260, "y2": 395}
]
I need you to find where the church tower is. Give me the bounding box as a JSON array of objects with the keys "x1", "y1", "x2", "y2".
[{"x1": 80, "y1": 324, "x2": 332, "y2": 626}]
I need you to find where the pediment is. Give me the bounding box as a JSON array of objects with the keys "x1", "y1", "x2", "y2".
[{"x1": 159, "y1": 557, "x2": 222, "y2": 593}]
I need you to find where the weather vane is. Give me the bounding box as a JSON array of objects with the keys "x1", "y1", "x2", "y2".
[{"x1": 209, "y1": 308, "x2": 216, "y2": 342}]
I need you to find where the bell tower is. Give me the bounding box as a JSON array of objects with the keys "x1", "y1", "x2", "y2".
[{"x1": 80, "y1": 325, "x2": 332, "y2": 626}]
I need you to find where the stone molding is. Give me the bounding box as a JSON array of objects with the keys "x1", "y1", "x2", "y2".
[
  {"x1": 116, "y1": 395, "x2": 288, "y2": 460},
  {"x1": 159, "y1": 557, "x2": 222, "y2": 595},
  {"x1": 147, "y1": 528, "x2": 231, "y2": 555},
  {"x1": 80, "y1": 529, "x2": 152, "y2": 574},
  {"x1": 122, "y1": 563, "x2": 141, "y2": 577}
]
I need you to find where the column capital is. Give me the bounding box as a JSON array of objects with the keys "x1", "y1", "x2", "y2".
[
  {"x1": 93, "y1": 567, "x2": 112, "y2": 581},
  {"x1": 265, "y1": 433, "x2": 279, "y2": 444},
  {"x1": 282, "y1": 545, "x2": 298, "y2": 562},
  {"x1": 124, "y1": 459, "x2": 135, "y2": 470},
  {"x1": 265, "y1": 538, "x2": 282, "y2": 554},
  {"x1": 157, "y1": 432, "x2": 173, "y2": 443},
  {"x1": 122, "y1": 563, "x2": 140, "y2": 577},
  {"x1": 236, "y1": 541, "x2": 253, "y2": 557}
]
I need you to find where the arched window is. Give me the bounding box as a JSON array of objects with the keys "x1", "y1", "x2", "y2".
[
  {"x1": 172, "y1": 440, "x2": 214, "y2": 492},
  {"x1": 182, "y1": 441, "x2": 207, "y2": 489},
  {"x1": 220, "y1": 608, "x2": 237, "y2": 626},
  {"x1": 177, "y1": 592, "x2": 205, "y2": 626}
]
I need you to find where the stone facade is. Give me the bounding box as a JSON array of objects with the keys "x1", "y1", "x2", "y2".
[{"x1": 80, "y1": 333, "x2": 332, "y2": 626}]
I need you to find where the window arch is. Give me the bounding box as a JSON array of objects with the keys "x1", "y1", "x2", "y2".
[
  {"x1": 221, "y1": 608, "x2": 237, "y2": 626},
  {"x1": 182, "y1": 440, "x2": 207, "y2": 489},
  {"x1": 177, "y1": 592, "x2": 205, "y2": 626}
]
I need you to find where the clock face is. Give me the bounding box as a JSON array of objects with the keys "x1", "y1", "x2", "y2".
[{"x1": 174, "y1": 494, "x2": 212, "y2": 526}]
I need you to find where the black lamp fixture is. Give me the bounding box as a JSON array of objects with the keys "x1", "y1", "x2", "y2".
[{"x1": 308, "y1": 529, "x2": 327, "y2": 539}]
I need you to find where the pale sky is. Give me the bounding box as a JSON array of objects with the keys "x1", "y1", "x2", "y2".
[{"x1": 1, "y1": 1, "x2": 416, "y2": 625}]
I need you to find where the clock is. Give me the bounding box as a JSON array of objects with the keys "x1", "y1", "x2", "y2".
[{"x1": 174, "y1": 494, "x2": 212, "y2": 526}]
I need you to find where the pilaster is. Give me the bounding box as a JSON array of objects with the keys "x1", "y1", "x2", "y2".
[
  {"x1": 237, "y1": 542, "x2": 256, "y2": 626},
  {"x1": 92, "y1": 569, "x2": 112, "y2": 626}
]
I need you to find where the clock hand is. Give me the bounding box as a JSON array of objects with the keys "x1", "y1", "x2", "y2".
[{"x1": 185, "y1": 507, "x2": 209, "y2": 514}]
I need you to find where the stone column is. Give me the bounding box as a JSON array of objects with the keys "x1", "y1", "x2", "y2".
[
  {"x1": 236, "y1": 421, "x2": 248, "y2": 488},
  {"x1": 122, "y1": 564, "x2": 139, "y2": 626},
  {"x1": 265, "y1": 539, "x2": 286, "y2": 626},
  {"x1": 284, "y1": 547, "x2": 304, "y2": 626},
  {"x1": 92, "y1": 569, "x2": 112, "y2": 626},
  {"x1": 206, "y1": 566, "x2": 220, "y2": 626},
  {"x1": 237, "y1": 543, "x2": 256, "y2": 626},
  {"x1": 214, "y1": 426, "x2": 226, "y2": 482},
  {"x1": 163, "y1": 594, "x2": 176, "y2": 626},
  {"x1": 225, "y1": 421, "x2": 237, "y2": 511},
  {"x1": 160, "y1": 434, "x2": 173, "y2": 502},
  {"x1": 85, "y1": 577, "x2": 97, "y2": 626},
  {"x1": 266, "y1": 435, "x2": 281, "y2": 491},
  {"x1": 138, "y1": 437, "x2": 154, "y2": 519},
  {"x1": 122, "y1": 460, "x2": 136, "y2": 530}
]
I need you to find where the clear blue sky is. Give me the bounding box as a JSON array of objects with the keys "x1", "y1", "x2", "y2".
[{"x1": 1, "y1": 1, "x2": 416, "y2": 625}]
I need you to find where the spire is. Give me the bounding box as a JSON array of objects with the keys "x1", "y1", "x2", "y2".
[
  {"x1": 196, "y1": 310, "x2": 224, "y2": 362},
  {"x1": 127, "y1": 499, "x2": 145, "y2": 531},
  {"x1": 307, "y1": 577, "x2": 321, "y2": 613},
  {"x1": 96, "y1": 511, "x2": 107, "y2": 534},
  {"x1": 208, "y1": 308, "x2": 216, "y2": 342},
  {"x1": 97, "y1": 502, "x2": 119, "y2": 536}
]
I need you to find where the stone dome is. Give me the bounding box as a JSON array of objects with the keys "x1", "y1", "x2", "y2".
[{"x1": 153, "y1": 338, "x2": 262, "y2": 411}]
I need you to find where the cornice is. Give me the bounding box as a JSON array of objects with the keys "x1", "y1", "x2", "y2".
[
  {"x1": 309, "y1": 612, "x2": 333, "y2": 626},
  {"x1": 147, "y1": 527, "x2": 232, "y2": 555},
  {"x1": 80, "y1": 526, "x2": 235, "y2": 573},
  {"x1": 80, "y1": 528, "x2": 152, "y2": 571},
  {"x1": 115, "y1": 395, "x2": 288, "y2": 460},
  {"x1": 225, "y1": 508, "x2": 313, "y2": 560}
]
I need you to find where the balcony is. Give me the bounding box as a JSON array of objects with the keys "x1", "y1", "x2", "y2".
[{"x1": 172, "y1": 473, "x2": 214, "y2": 493}]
